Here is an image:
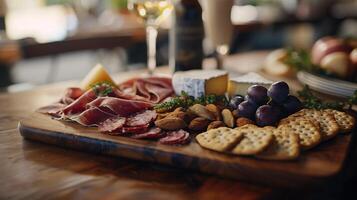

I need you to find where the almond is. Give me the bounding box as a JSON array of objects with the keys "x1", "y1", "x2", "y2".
[
  {"x1": 207, "y1": 121, "x2": 225, "y2": 130},
  {"x1": 188, "y1": 117, "x2": 210, "y2": 131},
  {"x1": 189, "y1": 104, "x2": 215, "y2": 120},
  {"x1": 222, "y1": 109, "x2": 235, "y2": 128},
  {"x1": 236, "y1": 117, "x2": 255, "y2": 127},
  {"x1": 157, "y1": 113, "x2": 170, "y2": 120},
  {"x1": 167, "y1": 111, "x2": 188, "y2": 121},
  {"x1": 155, "y1": 117, "x2": 187, "y2": 130},
  {"x1": 206, "y1": 104, "x2": 221, "y2": 121}
]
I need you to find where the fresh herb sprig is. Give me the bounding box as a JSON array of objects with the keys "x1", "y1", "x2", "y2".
[
  {"x1": 90, "y1": 81, "x2": 116, "y2": 97},
  {"x1": 154, "y1": 91, "x2": 228, "y2": 113},
  {"x1": 298, "y1": 85, "x2": 357, "y2": 110},
  {"x1": 284, "y1": 48, "x2": 315, "y2": 72}
]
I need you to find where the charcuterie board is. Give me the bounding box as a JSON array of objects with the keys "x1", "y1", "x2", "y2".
[{"x1": 19, "y1": 112, "x2": 356, "y2": 188}]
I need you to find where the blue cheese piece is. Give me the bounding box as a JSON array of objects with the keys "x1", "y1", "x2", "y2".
[
  {"x1": 172, "y1": 70, "x2": 228, "y2": 98},
  {"x1": 228, "y1": 72, "x2": 273, "y2": 97}
]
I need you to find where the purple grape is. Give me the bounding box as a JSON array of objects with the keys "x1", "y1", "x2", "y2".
[
  {"x1": 255, "y1": 105, "x2": 279, "y2": 127},
  {"x1": 237, "y1": 100, "x2": 258, "y2": 120},
  {"x1": 247, "y1": 85, "x2": 268, "y2": 105},
  {"x1": 283, "y1": 95, "x2": 302, "y2": 115},
  {"x1": 229, "y1": 95, "x2": 244, "y2": 110},
  {"x1": 245, "y1": 95, "x2": 257, "y2": 106},
  {"x1": 267, "y1": 81, "x2": 289, "y2": 103}
]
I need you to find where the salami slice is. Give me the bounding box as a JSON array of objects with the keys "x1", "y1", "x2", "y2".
[
  {"x1": 131, "y1": 127, "x2": 165, "y2": 139},
  {"x1": 125, "y1": 110, "x2": 157, "y2": 127},
  {"x1": 122, "y1": 124, "x2": 149, "y2": 134},
  {"x1": 98, "y1": 116, "x2": 126, "y2": 133},
  {"x1": 159, "y1": 129, "x2": 190, "y2": 145}
]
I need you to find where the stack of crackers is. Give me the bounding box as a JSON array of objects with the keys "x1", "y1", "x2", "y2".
[{"x1": 196, "y1": 109, "x2": 355, "y2": 160}]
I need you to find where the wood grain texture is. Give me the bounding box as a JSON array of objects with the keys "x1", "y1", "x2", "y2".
[{"x1": 19, "y1": 112, "x2": 356, "y2": 188}]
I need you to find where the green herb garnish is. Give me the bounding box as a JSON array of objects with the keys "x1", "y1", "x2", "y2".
[
  {"x1": 154, "y1": 91, "x2": 228, "y2": 113},
  {"x1": 298, "y1": 85, "x2": 356, "y2": 110},
  {"x1": 284, "y1": 48, "x2": 315, "y2": 72},
  {"x1": 90, "y1": 81, "x2": 116, "y2": 97}
]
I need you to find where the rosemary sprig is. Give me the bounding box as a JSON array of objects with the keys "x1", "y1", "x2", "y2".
[
  {"x1": 297, "y1": 85, "x2": 356, "y2": 110},
  {"x1": 284, "y1": 48, "x2": 315, "y2": 72},
  {"x1": 154, "y1": 91, "x2": 228, "y2": 113},
  {"x1": 90, "y1": 81, "x2": 116, "y2": 97}
]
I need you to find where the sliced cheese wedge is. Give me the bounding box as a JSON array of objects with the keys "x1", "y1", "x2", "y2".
[
  {"x1": 80, "y1": 64, "x2": 116, "y2": 90},
  {"x1": 228, "y1": 72, "x2": 272, "y2": 97},
  {"x1": 172, "y1": 70, "x2": 228, "y2": 98}
]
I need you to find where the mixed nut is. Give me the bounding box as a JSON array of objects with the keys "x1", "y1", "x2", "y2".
[{"x1": 155, "y1": 104, "x2": 255, "y2": 132}]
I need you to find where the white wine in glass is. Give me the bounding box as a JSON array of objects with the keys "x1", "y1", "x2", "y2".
[{"x1": 128, "y1": 0, "x2": 173, "y2": 75}]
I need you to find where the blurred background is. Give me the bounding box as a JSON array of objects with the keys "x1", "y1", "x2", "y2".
[{"x1": 0, "y1": 0, "x2": 356, "y2": 92}]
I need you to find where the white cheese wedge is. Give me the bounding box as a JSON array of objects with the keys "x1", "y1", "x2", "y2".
[
  {"x1": 172, "y1": 70, "x2": 228, "y2": 98},
  {"x1": 80, "y1": 64, "x2": 116, "y2": 90},
  {"x1": 228, "y1": 72, "x2": 273, "y2": 97}
]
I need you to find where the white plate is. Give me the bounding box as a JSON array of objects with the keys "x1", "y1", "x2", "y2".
[{"x1": 297, "y1": 71, "x2": 357, "y2": 97}]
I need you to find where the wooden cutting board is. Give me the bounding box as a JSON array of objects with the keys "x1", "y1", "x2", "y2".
[{"x1": 19, "y1": 112, "x2": 356, "y2": 188}]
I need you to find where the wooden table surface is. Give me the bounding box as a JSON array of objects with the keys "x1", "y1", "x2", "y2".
[{"x1": 0, "y1": 51, "x2": 354, "y2": 200}]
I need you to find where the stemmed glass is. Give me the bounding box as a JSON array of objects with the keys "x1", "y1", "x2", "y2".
[
  {"x1": 128, "y1": 0, "x2": 173, "y2": 75},
  {"x1": 200, "y1": 0, "x2": 234, "y2": 69}
]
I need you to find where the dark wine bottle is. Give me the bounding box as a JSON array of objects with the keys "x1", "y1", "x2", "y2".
[{"x1": 169, "y1": 0, "x2": 204, "y2": 72}]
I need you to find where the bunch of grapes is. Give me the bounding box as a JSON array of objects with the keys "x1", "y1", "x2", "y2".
[{"x1": 229, "y1": 81, "x2": 302, "y2": 127}]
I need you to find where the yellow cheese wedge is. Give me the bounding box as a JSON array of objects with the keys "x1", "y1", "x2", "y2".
[{"x1": 80, "y1": 64, "x2": 116, "y2": 90}]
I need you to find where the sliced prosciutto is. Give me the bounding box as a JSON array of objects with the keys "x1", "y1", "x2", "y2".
[
  {"x1": 125, "y1": 110, "x2": 157, "y2": 127},
  {"x1": 62, "y1": 89, "x2": 97, "y2": 116},
  {"x1": 87, "y1": 97, "x2": 152, "y2": 117},
  {"x1": 116, "y1": 77, "x2": 173, "y2": 103},
  {"x1": 38, "y1": 76, "x2": 179, "y2": 143},
  {"x1": 70, "y1": 107, "x2": 115, "y2": 126},
  {"x1": 61, "y1": 87, "x2": 84, "y2": 104},
  {"x1": 98, "y1": 116, "x2": 126, "y2": 133},
  {"x1": 37, "y1": 102, "x2": 67, "y2": 117}
]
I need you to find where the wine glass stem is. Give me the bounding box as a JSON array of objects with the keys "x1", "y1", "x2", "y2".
[
  {"x1": 146, "y1": 25, "x2": 158, "y2": 75},
  {"x1": 215, "y1": 45, "x2": 229, "y2": 69}
]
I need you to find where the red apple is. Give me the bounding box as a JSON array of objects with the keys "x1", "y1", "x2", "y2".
[{"x1": 311, "y1": 36, "x2": 352, "y2": 65}]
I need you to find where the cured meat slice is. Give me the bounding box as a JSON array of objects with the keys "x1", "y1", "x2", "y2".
[
  {"x1": 143, "y1": 77, "x2": 173, "y2": 89},
  {"x1": 98, "y1": 116, "x2": 126, "y2": 133},
  {"x1": 37, "y1": 102, "x2": 67, "y2": 117},
  {"x1": 126, "y1": 110, "x2": 157, "y2": 127},
  {"x1": 145, "y1": 84, "x2": 173, "y2": 103},
  {"x1": 62, "y1": 89, "x2": 97, "y2": 115},
  {"x1": 113, "y1": 88, "x2": 149, "y2": 102},
  {"x1": 70, "y1": 107, "x2": 115, "y2": 126},
  {"x1": 159, "y1": 129, "x2": 190, "y2": 145},
  {"x1": 122, "y1": 124, "x2": 150, "y2": 134},
  {"x1": 116, "y1": 77, "x2": 174, "y2": 104},
  {"x1": 131, "y1": 127, "x2": 165, "y2": 139},
  {"x1": 135, "y1": 80, "x2": 151, "y2": 99},
  {"x1": 61, "y1": 87, "x2": 84, "y2": 104},
  {"x1": 87, "y1": 97, "x2": 152, "y2": 117}
]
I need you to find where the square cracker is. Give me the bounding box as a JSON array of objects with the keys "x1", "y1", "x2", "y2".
[
  {"x1": 231, "y1": 125, "x2": 274, "y2": 155},
  {"x1": 278, "y1": 118, "x2": 321, "y2": 150},
  {"x1": 324, "y1": 109, "x2": 355, "y2": 133},
  {"x1": 256, "y1": 128, "x2": 300, "y2": 160},
  {"x1": 196, "y1": 127, "x2": 243, "y2": 152},
  {"x1": 281, "y1": 109, "x2": 339, "y2": 141}
]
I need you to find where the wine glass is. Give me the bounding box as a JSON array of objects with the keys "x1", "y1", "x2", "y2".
[
  {"x1": 200, "y1": 0, "x2": 233, "y2": 69},
  {"x1": 128, "y1": 0, "x2": 173, "y2": 75}
]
